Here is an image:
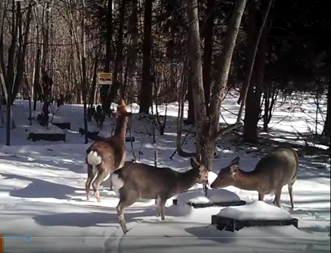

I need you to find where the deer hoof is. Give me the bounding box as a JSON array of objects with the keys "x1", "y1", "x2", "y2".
[{"x1": 123, "y1": 228, "x2": 132, "y2": 235}]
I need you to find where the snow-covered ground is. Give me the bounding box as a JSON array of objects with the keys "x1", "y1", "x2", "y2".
[{"x1": 0, "y1": 91, "x2": 330, "y2": 253}]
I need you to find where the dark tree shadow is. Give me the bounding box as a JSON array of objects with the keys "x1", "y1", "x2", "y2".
[
  {"x1": 32, "y1": 204, "x2": 198, "y2": 228},
  {"x1": 3, "y1": 173, "x2": 79, "y2": 199}
]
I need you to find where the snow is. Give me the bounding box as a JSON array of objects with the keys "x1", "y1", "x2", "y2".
[
  {"x1": 218, "y1": 200, "x2": 294, "y2": 220},
  {"x1": 208, "y1": 188, "x2": 241, "y2": 203},
  {"x1": 98, "y1": 129, "x2": 112, "y2": 138},
  {"x1": 28, "y1": 123, "x2": 64, "y2": 134},
  {"x1": 177, "y1": 188, "x2": 241, "y2": 205},
  {"x1": 84, "y1": 122, "x2": 101, "y2": 132},
  {"x1": 0, "y1": 92, "x2": 330, "y2": 253},
  {"x1": 30, "y1": 110, "x2": 70, "y2": 124}
]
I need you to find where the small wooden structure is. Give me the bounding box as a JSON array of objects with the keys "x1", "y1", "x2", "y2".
[
  {"x1": 28, "y1": 132, "x2": 66, "y2": 142},
  {"x1": 173, "y1": 199, "x2": 246, "y2": 208},
  {"x1": 211, "y1": 215, "x2": 298, "y2": 232}
]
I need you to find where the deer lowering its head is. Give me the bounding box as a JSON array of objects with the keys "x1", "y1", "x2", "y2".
[
  {"x1": 85, "y1": 99, "x2": 131, "y2": 202},
  {"x1": 210, "y1": 145, "x2": 298, "y2": 209},
  {"x1": 111, "y1": 157, "x2": 209, "y2": 234}
]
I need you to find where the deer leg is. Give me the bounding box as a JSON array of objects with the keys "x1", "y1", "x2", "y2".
[
  {"x1": 288, "y1": 184, "x2": 294, "y2": 209},
  {"x1": 92, "y1": 169, "x2": 106, "y2": 203},
  {"x1": 116, "y1": 202, "x2": 128, "y2": 234},
  {"x1": 258, "y1": 192, "x2": 265, "y2": 201},
  {"x1": 273, "y1": 187, "x2": 282, "y2": 208},
  {"x1": 158, "y1": 198, "x2": 167, "y2": 221},
  {"x1": 85, "y1": 178, "x2": 92, "y2": 201},
  {"x1": 155, "y1": 196, "x2": 160, "y2": 217},
  {"x1": 116, "y1": 191, "x2": 137, "y2": 234},
  {"x1": 85, "y1": 165, "x2": 96, "y2": 201}
]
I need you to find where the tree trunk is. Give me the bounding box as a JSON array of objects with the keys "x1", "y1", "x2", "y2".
[
  {"x1": 12, "y1": 3, "x2": 32, "y2": 104},
  {"x1": 112, "y1": 1, "x2": 125, "y2": 86},
  {"x1": 263, "y1": 83, "x2": 271, "y2": 132},
  {"x1": 186, "y1": 66, "x2": 195, "y2": 125},
  {"x1": 103, "y1": 0, "x2": 126, "y2": 112},
  {"x1": 41, "y1": 2, "x2": 50, "y2": 72},
  {"x1": 33, "y1": 45, "x2": 41, "y2": 110},
  {"x1": 202, "y1": 0, "x2": 215, "y2": 111},
  {"x1": 242, "y1": 0, "x2": 259, "y2": 143},
  {"x1": 89, "y1": 54, "x2": 99, "y2": 107},
  {"x1": 104, "y1": 0, "x2": 113, "y2": 72},
  {"x1": 243, "y1": 0, "x2": 273, "y2": 143},
  {"x1": 127, "y1": 0, "x2": 138, "y2": 101},
  {"x1": 186, "y1": 0, "x2": 208, "y2": 159},
  {"x1": 81, "y1": 8, "x2": 88, "y2": 144},
  {"x1": 206, "y1": 0, "x2": 248, "y2": 169},
  {"x1": 186, "y1": 0, "x2": 248, "y2": 170},
  {"x1": 263, "y1": 82, "x2": 277, "y2": 132},
  {"x1": 139, "y1": 0, "x2": 153, "y2": 114},
  {"x1": 323, "y1": 86, "x2": 330, "y2": 140}
]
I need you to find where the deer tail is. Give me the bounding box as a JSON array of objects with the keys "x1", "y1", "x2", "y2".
[{"x1": 86, "y1": 150, "x2": 102, "y2": 166}]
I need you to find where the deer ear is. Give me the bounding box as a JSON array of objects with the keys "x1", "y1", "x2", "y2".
[
  {"x1": 199, "y1": 165, "x2": 207, "y2": 172},
  {"x1": 190, "y1": 157, "x2": 200, "y2": 168},
  {"x1": 230, "y1": 164, "x2": 239, "y2": 174},
  {"x1": 231, "y1": 156, "x2": 240, "y2": 166}
]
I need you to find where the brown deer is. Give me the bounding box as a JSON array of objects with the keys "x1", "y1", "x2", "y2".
[
  {"x1": 111, "y1": 158, "x2": 209, "y2": 234},
  {"x1": 210, "y1": 145, "x2": 298, "y2": 209},
  {"x1": 85, "y1": 99, "x2": 131, "y2": 202}
]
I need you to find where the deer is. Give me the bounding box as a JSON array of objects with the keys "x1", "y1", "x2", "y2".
[
  {"x1": 111, "y1": 157, "x2": 209, "y2": 234},
  {"x1": 85, "y1": 99, "x2": 131, "y2": 202},
  {"x1": 210, "y1": 145, "x2": 298, "y2": 209}
]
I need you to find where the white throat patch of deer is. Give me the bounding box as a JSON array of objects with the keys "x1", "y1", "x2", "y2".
[
  {"x1": 210, "y1": 145, "x2": 298, "y2": 209},
  {"x1": 112, "y1": 158, "x2": 209, "y2": 234},
  {"x1": 85, "y1": 99, "x2": 132, "y2": 202}
]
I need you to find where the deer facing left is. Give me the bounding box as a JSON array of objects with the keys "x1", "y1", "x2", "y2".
[
  {"x1": 111, "y1": 157, "x2": 209, "y2": 234},
  {"x1": 85, "y1": 99, "x2": 131, "y2": 202}
]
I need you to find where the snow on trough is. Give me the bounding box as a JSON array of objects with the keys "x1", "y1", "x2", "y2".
[
  {"x1": 218, "y1": 200, "x2": 294, "y2": 220},
  {"x1": 177, "y1": 188, "x2": 241, "y2": 204}
]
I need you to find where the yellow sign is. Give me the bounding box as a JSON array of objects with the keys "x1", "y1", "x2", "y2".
[{"x1": 97, "y1": 72, "x2": 112, "y2": 85}]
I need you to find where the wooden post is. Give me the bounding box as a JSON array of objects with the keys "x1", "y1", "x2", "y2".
[
  {"x1": 28, "y1": 97, "x2": 32, "y2": 125},
  {"x1": 154, "y1": 150, "x2": 158, "y2": 204}
]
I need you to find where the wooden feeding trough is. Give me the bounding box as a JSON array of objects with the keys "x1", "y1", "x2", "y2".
[
  {"x1": 52, "y1": 122, "x2": 71, "y2": 130},
  {"x1": 211, "y1": 215, "x2": 298, "y2": 232},
  {"x1": 28, "y1": 133, "x2": 66, "y2": 142},
  {"x1": 211, "y1": 201, "x2": 299, "y2": 232},
  {"x1": 173, "y1": 199, "x2": 246, "y2": 208},
  {"x1": 27, "y1": 125, "x2": 66, "y2": 142},
  {"x1": 79, "y1": 127, "x2": 99, "y2": 140}
]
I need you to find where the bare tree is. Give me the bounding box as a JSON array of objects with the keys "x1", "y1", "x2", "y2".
[
  {"x1": 139, "y1": 0, "x2": 153, "y2": 114},
  {"x1": 186, "y1": 0, "x2": 248, "y2": 170},
  {"x1": 0, "y1": 0, "x2": 32, "y2": 145}
]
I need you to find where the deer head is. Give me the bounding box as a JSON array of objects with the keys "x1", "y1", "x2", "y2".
[
  {"x1": 112, "y1": 99, "x2": 132, "y2": 119},
  {"x1": 190, "y1": 157, "x2": 209, "y2": 185},
  {"x1": 210, "y1": 156, "x2": 240, "y2": 189}
]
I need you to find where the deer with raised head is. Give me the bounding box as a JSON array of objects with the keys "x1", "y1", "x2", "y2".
[
  {"x1": 85, "y1": 99, "x2": 131, "y2": 202},
  {"x1": 111, "y1": 157, "x2": 209, "y2": 234},
  {"x1": 210, "y1": 145, "x2": 298, "y2": 209}
]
